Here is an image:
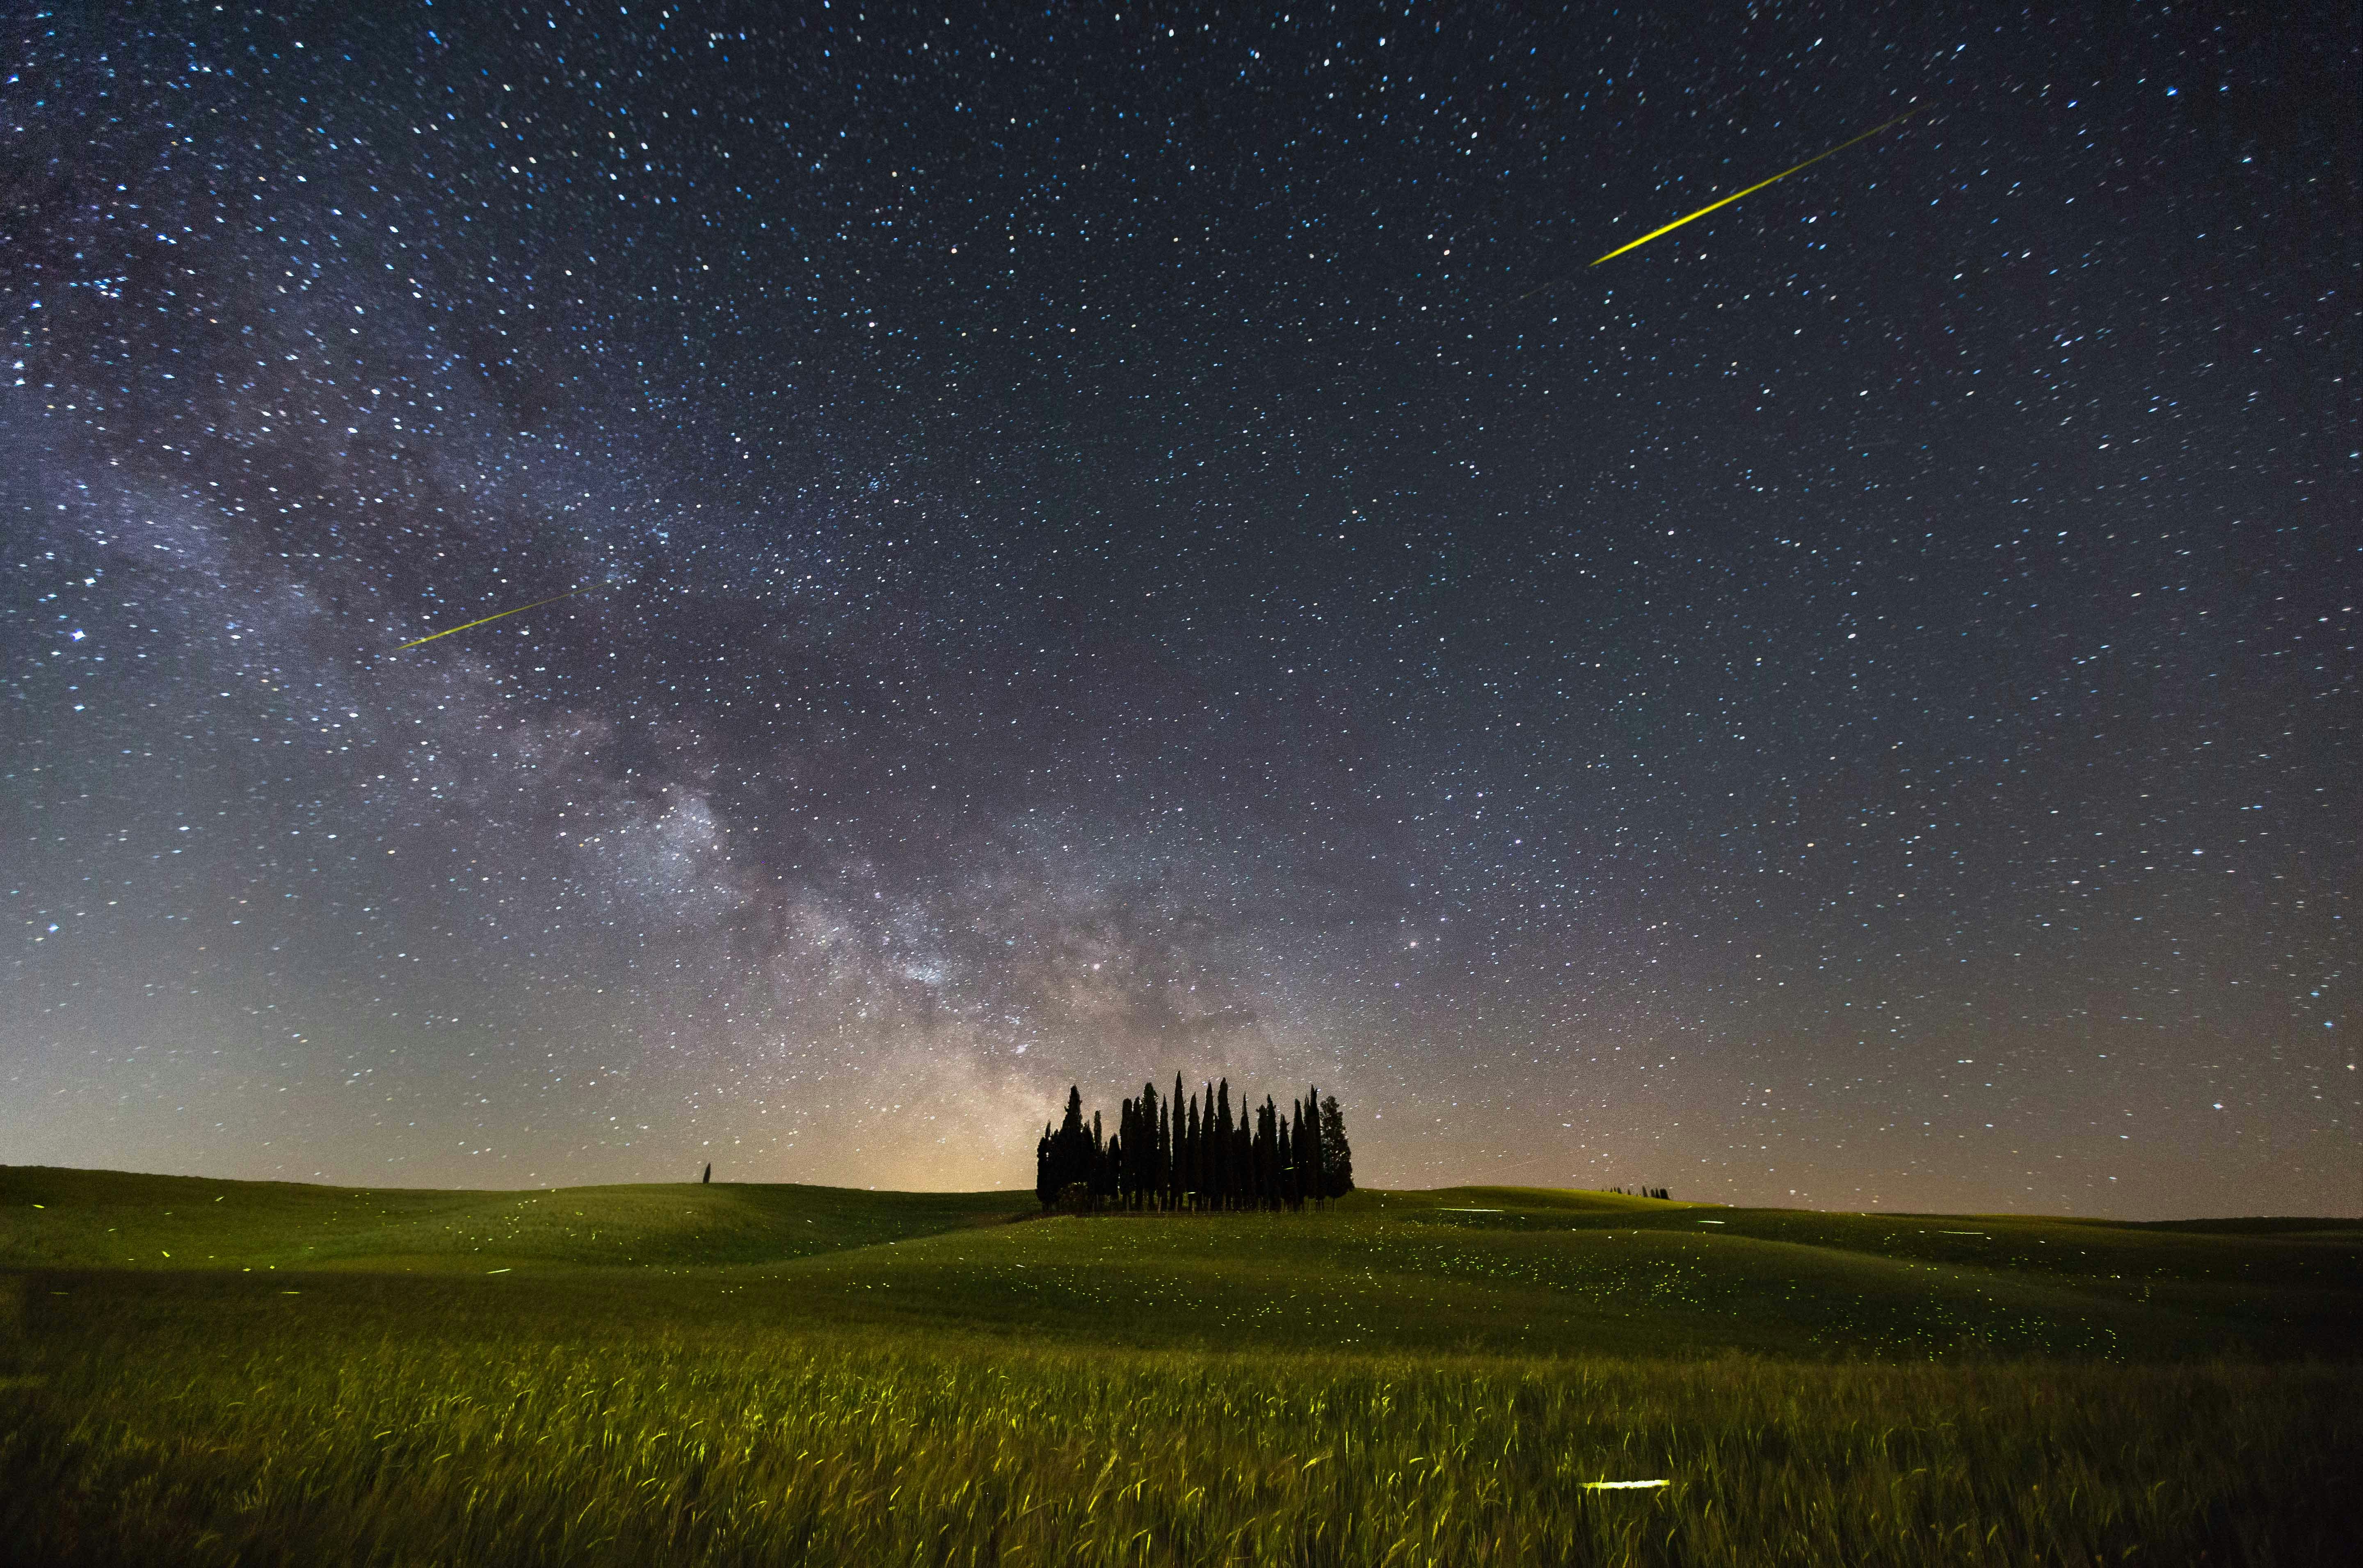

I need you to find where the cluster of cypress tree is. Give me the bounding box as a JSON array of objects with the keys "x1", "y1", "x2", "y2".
[
  {"x1": 1034, "y1": 1077, "x2": 1352, "y2": 1212},
  {"x1": 1608, "y1": 1184, "x2": 1673, "y2": 1200}
]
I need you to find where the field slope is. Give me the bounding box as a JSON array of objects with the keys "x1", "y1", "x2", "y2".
[
  {"x1": 3, "y1": 1166, "x2": 2356, "y2": 1566},
  {"x1": 0, "y1": 1164, "x2": 1018, "y2": 1273}
]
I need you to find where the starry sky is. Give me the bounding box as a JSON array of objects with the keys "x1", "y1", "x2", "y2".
[{"x1": 4, "y1": 3, "x2": 2354, "y2": 1216}]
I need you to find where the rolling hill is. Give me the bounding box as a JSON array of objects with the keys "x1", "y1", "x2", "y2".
[
  {"x1": 2, "y1": 1166, "x2": 2355, "y2": 1566},
  {"x1": 5, "y1": 1166, "x2": 2352, "y2": 1360}
]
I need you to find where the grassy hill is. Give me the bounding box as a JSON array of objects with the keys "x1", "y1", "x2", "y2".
[
  {"x1": 0, "y1": 1164, "x2": 1018, "y2": 1273},
  {"x1": 7, "y1": 1168, "x2": 2349, "y2": 1360},
  {"x1": 2, "y1": 1166, "x2": 2356, "y2": 1566}
]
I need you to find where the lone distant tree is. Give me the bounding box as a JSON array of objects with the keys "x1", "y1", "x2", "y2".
[{"x1": 701, "y1": 1162, "x2": 711, "y2": 1185}]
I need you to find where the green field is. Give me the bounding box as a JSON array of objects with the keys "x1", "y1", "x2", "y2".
[{"x1": 2, "y1": 1168, "x2": 2355, "y2": 1565}]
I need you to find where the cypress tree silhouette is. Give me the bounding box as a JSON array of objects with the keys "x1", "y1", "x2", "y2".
[
  {"x1": 1214, "y1": 1079, "x2": 1234, "y2": 1210},
  {"x1": 1061, "y1": 1086, "x2": 1086, "y2": 1199},
  {"x1": 1255, "y1": 1097, "x2": 1277, "y2": 1208},
  {"x1": 1120, "y1": 1095, "x2": 1138, "y2": 1209},
  {"x1": 1184, "y1": 1090, "x2": 1201, "y2": 1211},
  {"x1": 1036, "y1": 1086, "x2": 1093, "y2": 1210},
  {"x1": 1148, "y1": 1089, "x2": 1161, "y2": 1211},
  {"x1": 1288, "y1": 1097, "x2": 1303, "y2": 1208},
  {"x1": 1114, "y1": 1097, "x2": 1130, "y2": 1208},
  {"x1": 1169, "y1": 1074, "x2": 1186, "y2": 1212},
  {"x1": 1140, "y1": 1098, "x2": 1154, "y2": 1209},
  {"x1": 1319, "y1": 1093, "x2": 1354, "y2": 1199},
  {"x1": 1199, "y1": 1086, "x2": 1214, "y2": 1212},
  {"x1": 1300, "y1": 1085, "x2": 1325, "y2": 1208},
  {"x1": 1143, "y1": 1081, "x2": 1165, "y2": 1211},
  {"x1": 1278, "y1": 1106, "x2": 1298, "y2": 1210}
]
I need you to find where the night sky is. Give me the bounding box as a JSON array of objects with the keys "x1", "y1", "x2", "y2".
[{"x1": 5, "y1": 3, "x2": 2354, "y2": 1216}]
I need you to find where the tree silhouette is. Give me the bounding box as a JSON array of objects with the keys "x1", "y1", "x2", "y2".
[
  {"x1": 1031, "y1": 1085, "x2": 1096, "y2": 1210},
  {"x1": 1284, "y1": 1098, "x2": 1305, "y2": 1210},
  {"x1": 1214, "y1": 1079, "x2": 1234, "y2": 1209},
  {"x1": 1319, "y1": 1093, "x2": 1353, "y2": 1199},
  {"x1": 1299, "y1": 1086, "x2": 1324, "y2": 1208}
]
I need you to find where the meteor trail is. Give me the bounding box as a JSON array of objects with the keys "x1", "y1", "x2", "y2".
[
  {"x1": 1589, "y1": 107, "x2": 1920, "y2": 267},
  {"x1": 394, "y1": 585, "x2": 603, "y2": 651}
]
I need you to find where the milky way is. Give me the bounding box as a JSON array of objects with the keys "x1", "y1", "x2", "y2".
[{"x1": 3, "y1": 3, "x2": 2352, "y2": 1214}]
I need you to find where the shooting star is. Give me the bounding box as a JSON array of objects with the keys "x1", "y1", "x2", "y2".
[
  {"x1": 393, "y1": 584, "x2": 605, "y2": 651},
  {"x1": 1588, "y1": 107, "x2": 1920, "y2": 267}
]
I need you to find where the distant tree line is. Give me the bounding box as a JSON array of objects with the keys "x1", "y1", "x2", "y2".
[
  {"x1": 1608, "y1": 1185, "x2": 1673, "y2": 1200},
  {"x1": 1035, "y1": 1077, "x2": 1353, "y2": 1212}
]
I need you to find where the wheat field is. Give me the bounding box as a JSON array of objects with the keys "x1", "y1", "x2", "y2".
[{"x1": 3, "y1": 1168, "x2": 2354, "y2": 1565}]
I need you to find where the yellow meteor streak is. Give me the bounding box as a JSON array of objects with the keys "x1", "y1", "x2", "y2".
[
  {"x1": 394, "y1": 585, "x2": 599, "y2": 651},
  {"x1": 1589, "y1": 107, "x2": 1920, "y2": 267}
]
